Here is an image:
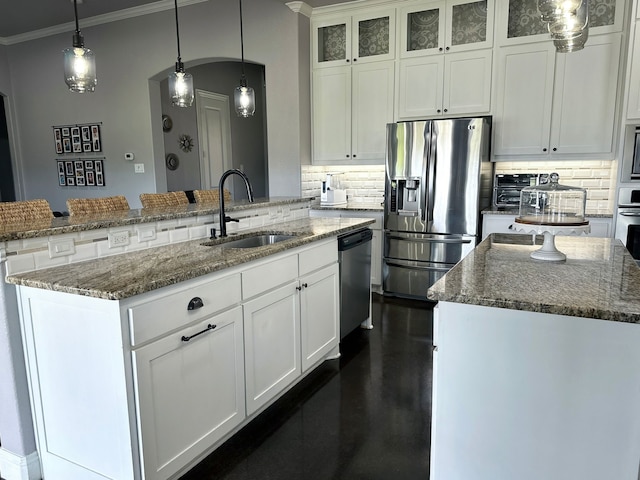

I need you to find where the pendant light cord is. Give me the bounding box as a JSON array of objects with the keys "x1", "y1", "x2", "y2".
[
  {"x1": 73, "y1": 0, "x2": 80, "y2": 34},
  {"x1": 174, "y1": 0, "x2": 183, "y2": 66},
  {"x1": 239, "y1": 0, "x2": 246, "y2": 79}
]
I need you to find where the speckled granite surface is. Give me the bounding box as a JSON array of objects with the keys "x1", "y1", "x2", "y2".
[
  {"x1": 0, "y1": 197, "x2": 313, "y2": 242},
  {"x1": 427, "y1": 233, "x2": 640, "y2": 323},
  {"x1": 482, "y1": 207, "x2": 613, "y2": 218},
  {"x1": 312, "y1": 202, "x2": 383, "y2": 212},
  {"x1": 5, "y1": 217, "x2": 373, "y2": 300}
]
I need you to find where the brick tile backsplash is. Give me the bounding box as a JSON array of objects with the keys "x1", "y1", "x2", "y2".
[{"x1": 303, "y1": 160, "x2": 616, "y2": 213}]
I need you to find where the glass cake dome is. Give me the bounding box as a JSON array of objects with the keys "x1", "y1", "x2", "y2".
[{"x1": 515, "y1": 173, "x2": 587, "y2": 226}]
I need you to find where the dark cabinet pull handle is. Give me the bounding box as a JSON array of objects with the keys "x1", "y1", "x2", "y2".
[
  {"x1": 353, "y1": 154, "x2": 356, "y2": 158},
  {"x1": 346, "y1": 59, "x2": 350, "y2": 63},
  {"x1": 296, "y1": 286, "x2": 302, "y2": 291},
  {"x1": 346, "y1": 154, "x2": 350, "y2": 158},
  {"x1": 187, "y1": 297, "x2": 204, "y2": 310},
  {"x1": 443, "y1": 108, "x2": 448, "y2": 113},
  {"x1": 181, "y1": 324, "x2": 216, "y2": 342},
  {"x1": 296, "y1": 283, "x2": 309, "y2": 291},
  {"x1": 302, "y1": 283, "x2": 308, "y2": 288}
]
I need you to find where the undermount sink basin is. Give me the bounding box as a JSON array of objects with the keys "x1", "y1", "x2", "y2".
[{"x1": 219, "y1": 234, "x2": 298, "y2": 249}]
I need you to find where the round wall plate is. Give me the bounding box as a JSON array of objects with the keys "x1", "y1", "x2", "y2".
[
  {"x1": 162, "y1": 114, "x2": 173, "y2": 132},
  {"x1": 165, "y1": 153, "x2": 179, "y2": 170}
]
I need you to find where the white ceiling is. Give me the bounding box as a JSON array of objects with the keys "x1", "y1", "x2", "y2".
[{"x1": 0, "y1": 0, "x2": 349, "y2": 39}]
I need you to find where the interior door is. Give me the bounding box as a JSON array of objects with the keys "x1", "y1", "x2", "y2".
[{"x1": 196, "y1": 89, "x2": 233, "y2": 194}]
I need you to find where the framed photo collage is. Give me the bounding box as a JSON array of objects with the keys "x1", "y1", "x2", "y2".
[{"x1": 53, "y1": 123, "x2": 105, "y2": 187}]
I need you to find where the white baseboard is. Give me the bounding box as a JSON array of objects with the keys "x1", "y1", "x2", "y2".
[{"x1": 0, "y1": 448, "x2": 41, "y2": 480}]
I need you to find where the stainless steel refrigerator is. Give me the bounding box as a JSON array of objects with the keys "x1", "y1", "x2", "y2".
[{"x1": 383, "y1": 116, "x2": 493, "y2": 299}]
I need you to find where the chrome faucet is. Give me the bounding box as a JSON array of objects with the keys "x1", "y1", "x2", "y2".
[{"x1": 218, "y1": 169, "x2": 254, "y2": 237}]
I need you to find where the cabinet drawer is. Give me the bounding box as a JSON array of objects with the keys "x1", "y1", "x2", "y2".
[
  {"x1": 128, "y1": 273, "x2": 242, "y2": 346},
  {"x1": 242, "y1": 254, "x2": 298, "y2": 300},
  {"x1": 299, "y1": 238, "x2": 338, "y2": 276}
]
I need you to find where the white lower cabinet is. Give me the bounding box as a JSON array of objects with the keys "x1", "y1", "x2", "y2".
[
  {"x1": 16, "y1": 238, "x2": 340, "y2": 480},
  {"x1": 244, "y1": 281, "x2": 301, "y2": 415},
  {"x1": 133, "y1": 307, "x2": 246, "y2": 480},
  {"x1": 482, "y1": 213, "x2": 612, "y2": 240}
]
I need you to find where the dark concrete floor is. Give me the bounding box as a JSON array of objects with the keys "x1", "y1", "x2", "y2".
[{"x1": 179, "y1": 294, "x2": 434, "y2": 480}]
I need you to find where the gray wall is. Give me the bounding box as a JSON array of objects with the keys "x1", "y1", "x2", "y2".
[
  {"x1": 3, "y1": 0, "x2": 308, "y2": 211},
  {"x1": 161, "y1": 61, "x2": 268, "y2": 199},
  {"x1": 0, "y1": 0, "x2": 309, "y2": 464}
]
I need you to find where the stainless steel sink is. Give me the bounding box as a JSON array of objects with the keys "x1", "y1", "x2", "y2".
[{"x1": 219, "y1": 234, "x2": 298, "y2": 249}]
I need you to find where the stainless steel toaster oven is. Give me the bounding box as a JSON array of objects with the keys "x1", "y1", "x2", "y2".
[{"x1": 493, "y1": 173, "x2": 548, "y2": 208}]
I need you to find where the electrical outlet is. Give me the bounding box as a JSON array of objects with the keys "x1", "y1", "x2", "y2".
[{"x1": 108, "y1": 231, "x2": 130, "y2": 248}]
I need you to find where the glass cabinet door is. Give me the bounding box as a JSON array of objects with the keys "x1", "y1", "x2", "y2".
[
  {"x1": 400, "y1": 0, "x2": 492, "y2": 58},
  {"x1": 314, "y1": 18, "x2": 351, "y2": 68},
  {"x1": 352, "y1": 9, "x2": 396, "y2": 64},
  {"x1": 503, "y1": 0, "x2": 622, "y2": 44}
]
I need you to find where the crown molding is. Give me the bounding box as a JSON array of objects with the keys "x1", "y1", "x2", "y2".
[
  {"x1": 286, "y1": 2, "x2": 313, "y2": 17},
  {"x1": 1, "y1": 0, "x2": 209, "y2": 46}
]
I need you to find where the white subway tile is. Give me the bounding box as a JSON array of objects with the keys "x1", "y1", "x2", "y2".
[{"x1": 5, "y1": 254, "x2": 36, "y2": 275}]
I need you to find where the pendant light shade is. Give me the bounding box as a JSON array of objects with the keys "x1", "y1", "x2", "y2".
[
  {"x1": 63, "y1": 0, "x2": 96, "y2": 93},
  {"x1": 169, "y1": 0, "x2": 194, "y2": 107},
  {"x1": 537, "y1": 0, "x2": 582, "y2": 22},
  {"x1": 234, "y1": 0, "x2": 255, "y2": 118}
]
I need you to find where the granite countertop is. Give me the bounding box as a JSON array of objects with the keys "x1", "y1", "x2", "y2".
[
  {"x1": 0, "y1": 197, "x2": 313, "y2": 242},
  {"x1": 427, "y1": 233, "x2": 640, "y2": 323},
  {"x1": 5, "y1": 217, "x2": 374, "y2": 300},
  {"x1": 312, "y1": 202, "x2": 383, "y2": 212},
  {"x1": 482, "y1": 207, "x2": 613, "y2": 218}
]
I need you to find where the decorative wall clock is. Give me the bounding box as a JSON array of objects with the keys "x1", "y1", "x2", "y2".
[{"x1": 178, "y1": 134, "x2": 194, "y2": 152}]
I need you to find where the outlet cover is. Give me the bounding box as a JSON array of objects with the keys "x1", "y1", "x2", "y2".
[{"x1": 108, "y1": 231, "x2": 130, "y2": 248}]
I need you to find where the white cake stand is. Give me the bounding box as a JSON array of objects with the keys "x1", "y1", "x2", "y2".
[{"x1": 512, "y1": 222, "x2": 591, "y2": 262}]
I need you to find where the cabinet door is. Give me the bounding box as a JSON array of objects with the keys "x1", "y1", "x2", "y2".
[
  {"x1": 481, "y1": 214, "x2": 518, "y2": 240},
  {"x1": 244, "y1": 282, "x2": 301, "y2": 415},
  {"x1": 399, "y1": 1, "x2": 446, "y2": 58},
  {"x1": 352, "y1": 8, "x2": 396, "y2": 64},
  {"x1": 443, "y1": 49, "x2": 492, "y2": 115},
  {"x1": 627, "y1": 22, "x2": 640, "y2": 119},
  {"x1": 493, "y1": 43, "x2": 555, "y2": 156},
  {"x1": 133, "y1": 307, "x2": 245, "y2": 480},
  {"x1": 312, "y1": 66, "x2": 352, "y2": 162},
  {"x1": 551, "y1": 34, "x2": 621, "y2": 156},
  {"x1": 352, "y1": 60, "x2": 395, "y2": 162},
  {"x1": 446, "y1": 0, "x2": 493, "y2": 52},
  {"x1": 300, "y1": 264, "x2": 340, "y2": 372},
  {"x1": 397, "y1": 56, "x2": 444, "y2": 118},
  {"x1": 498, "y1": 0, "x2": 624, "y2": 45},
  {"x1": 313, "y1": 16, "x2": 352, "y2": 68},
  {"x1": 370, "y1": 228, "x2": 382, "y2": 286}
]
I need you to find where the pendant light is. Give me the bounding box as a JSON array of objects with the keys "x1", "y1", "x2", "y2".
[
  {"x1": 63, "y1": 0, "x2": 97, "y2": 93},
  {"x1": 169, "y1": 0, "x2": 194, "y2": 107},
  {"x1": 234, "y1": 0, "x2": 255, "y2": 118}
]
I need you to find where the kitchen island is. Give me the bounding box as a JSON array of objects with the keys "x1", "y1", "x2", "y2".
[
  {"x1": 2, "y1": 200, "x2": 374, "y2": 480},
  {"x1": 426, "y1": 234, "x2": 640, "y2": 480}
]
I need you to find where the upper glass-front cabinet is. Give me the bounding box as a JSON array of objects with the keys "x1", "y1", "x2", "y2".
[
  {"x1": 313, "y1": 8, "x2": 396, "y2": 68},
  {"x1": 498, "y1": 0, "x2": 624, "y2": 45},
  {"x1": 400, "y1": 0, "x2": 494, "y2": 58}
]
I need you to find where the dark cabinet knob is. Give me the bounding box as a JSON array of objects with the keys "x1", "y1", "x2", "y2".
[
  {"x1": 439, "y1": 47, "x2": 443, "y2": 52},
  {"x1": 346, "y1": 154, "x2": 350, "y2": 158},
  {"x1": 437, "y1": 109, "x2": 441, "y2": 113},
  {"x1": 445, "y1": 46, "x2": 450, "y2": 51},
  {"x1": 187, "y1": 297, "x2": 204, "y2": 310},
  {"x1": 353, "y1": 58, "x2": 357, "y2": 62},
  {"x1": 353, "y1": 154, "x2": 357, "y2": 158},
  {"x1": 552, "y1": 147, "x2": 557, "y2": 152},
  {"x1": 443, "y1": 108, "x2": 448, "y2": 113},
  {"x1": 542, "y1": 148, "x2": 548, "y2": 152}
]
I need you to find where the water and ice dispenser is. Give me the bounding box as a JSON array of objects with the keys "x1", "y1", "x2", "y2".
[{"x1": 389, "y1": 177, "x2": 421, "y2": 216}]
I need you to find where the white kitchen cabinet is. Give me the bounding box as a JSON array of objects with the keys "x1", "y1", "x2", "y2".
[
  {"x1": 133, "y1": 307, "x2": 245, "y2": 480},
  {"x1": 626, "y1": 19, "x2": 640, "y2": 120},
  {"x1": 493, "y1": 33, "x2": 622, "y2": 159},
  {"x1": 312, "y1": 8, "x2": 395, "y2": 68},
  {"x1": 496, "y1": 0, "x2": 625, "y2": 46},
  {"x1": 313, "y1": 61, "x2": 394, "y2": 164},
  {"x1": 243, "y1": 281, "x2": 301, "y2": 415},
  {"x1": 16, "y1": 236, "x2": 342, "y2": 480},
  {"x1": 482, "y1": 213, "x2": 612, "y2": 239},
  {"x1": 300, "y1": 264, "x2": 340, "y2": 372},
  {"x1": 398, "y1": 0, "x2": 494, "y2": 58},
  {"x1": 243, "y1": 238, "x2": 339, "y2": 415},
  {"x1": 396, "y1": 49, "x2": 492, "y2": 119}
]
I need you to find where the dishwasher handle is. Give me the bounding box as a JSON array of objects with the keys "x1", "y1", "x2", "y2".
[{"x1": 338, "y1": 228, "x2": 373, "y2": 251}]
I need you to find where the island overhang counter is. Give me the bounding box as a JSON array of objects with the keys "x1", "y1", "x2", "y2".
[{"x1": 426, "y1": 234, "x2": 640, "y2": 480}]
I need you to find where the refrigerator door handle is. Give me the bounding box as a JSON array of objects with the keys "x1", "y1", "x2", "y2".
[
  {"x1": 426, "y1": 123, "x2": 436, "y2": 223},
  {"x1": 385, "y1": 261, "x2": 452, "y2": 272},
  {"x1": 386, "y1": 235, "x2": 473, "y2": 244}
]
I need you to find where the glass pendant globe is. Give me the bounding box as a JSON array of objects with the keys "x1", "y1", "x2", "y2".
[
  {"x1": 537, "y1": 0, "x2": 582, "y2": 22},
  {"x1": 169, "y1": 70, "x2": 194, "y2": 107},
  {"x1": 234, "y1": 85, "x2": 255, "y2": 117},
  {"x1": 547, "y1": 0, "x2": 588, "y2": 39},
  {"x1": 63, "y1": 46, "x2": 97, "y2": 93}
]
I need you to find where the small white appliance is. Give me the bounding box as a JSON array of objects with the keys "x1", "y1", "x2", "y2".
[{"x1": 321, "y1": 173, "x2": 347, "y2": 206}]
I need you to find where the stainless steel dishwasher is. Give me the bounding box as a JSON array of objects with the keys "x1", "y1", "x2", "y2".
[{"x1": 338, "y1": 228, "x2": 373, "y2": 339}]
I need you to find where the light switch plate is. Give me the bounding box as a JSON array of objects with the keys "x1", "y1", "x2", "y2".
[
  {"x1": 48, "y1": 238, "x2": 76, "y2": 258},
  {"x1": 134, "y1": 163, "x2": 144, "y2": 173}
]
